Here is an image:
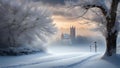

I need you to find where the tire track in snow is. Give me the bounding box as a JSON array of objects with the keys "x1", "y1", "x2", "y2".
[
  {"x1": 1, "y1": 53, "x2": 86, "y2": 68},
  {"x1": 52, "y1": 54, "x2": 99, "y2": 68},
  {"x1": 24, "y1": 54, "x2": 98, "y2": 68}
]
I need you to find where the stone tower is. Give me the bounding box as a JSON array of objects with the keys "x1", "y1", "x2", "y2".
[{"x1": 70, "y1": 26, "x2": 76, "y2": 41}]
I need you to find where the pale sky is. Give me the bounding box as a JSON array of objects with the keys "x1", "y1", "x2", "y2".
[
  {"x1": 32, "y1": 0, "x2": 104, "y2": 37},
  {"x1": 52, "y1": 15, "x2": 100, "y2": 37}
]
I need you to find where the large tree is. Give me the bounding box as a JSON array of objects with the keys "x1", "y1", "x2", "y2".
[
  {"x1": 67, "y1": 0, "x2": 120, "y2": 56},
  {"x1": 0, "y1": 0, "x2": 55, "y2": 55}
]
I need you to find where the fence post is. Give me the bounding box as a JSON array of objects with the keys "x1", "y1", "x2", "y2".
[{"x1": 94, "y1": 42, "x2": 97, "y2": 52}]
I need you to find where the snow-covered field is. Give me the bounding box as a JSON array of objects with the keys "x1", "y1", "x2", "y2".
[{"x1": 0, "y1": 45, "x2": 120, "y2": 68}]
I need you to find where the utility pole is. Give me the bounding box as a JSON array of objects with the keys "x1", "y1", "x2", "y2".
[{"x1": 94, "y1": 41, "x2": 97, "y2": 52}]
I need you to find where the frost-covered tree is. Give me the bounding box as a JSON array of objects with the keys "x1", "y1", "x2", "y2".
[
  {"x1": 0, "y1": 0, "x2": 55, "y2": 55},
  {"x1": 66, "y1": 0, "x2": 120, "y2": 56}
]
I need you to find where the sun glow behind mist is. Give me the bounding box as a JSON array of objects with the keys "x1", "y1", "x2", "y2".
[{"x1": 52, "y1": 15, "x2": 100, "y2": 37}]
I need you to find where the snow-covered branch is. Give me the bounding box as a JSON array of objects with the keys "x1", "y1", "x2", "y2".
[
  {"x1": 66, "y1": 0, "x2": 108, "y2": 17},
  {"x1": 0, "y1": 0, "x2": 56, "y2": 55},
  {"x1": 82, "y1": 4, "x2": 107, "y2": 16}
]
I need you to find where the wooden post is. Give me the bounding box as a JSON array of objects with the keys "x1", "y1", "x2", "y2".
[
  {"x1": 94, "y1": 42, "x2": 97, "y2": 52},
  {"x1": 90, "y1": 45, "x2": 92, "y2": 52}
]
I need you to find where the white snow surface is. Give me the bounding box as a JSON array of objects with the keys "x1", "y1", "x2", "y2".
[{"x1": 0, "y1": 45, "x2": 120, "y2": 68}]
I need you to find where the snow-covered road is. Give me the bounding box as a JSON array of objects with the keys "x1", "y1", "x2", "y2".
[
  {"x1": 0, "y1": 53, "x2": 99, "y2": 68},
  {"x1": 0, "y1": 45, "x2": 119, "y2": 68}
]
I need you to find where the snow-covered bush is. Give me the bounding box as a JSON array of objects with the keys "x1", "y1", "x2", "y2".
[{"x1": 0, "y1": 0, "x2": 56, "y2": 55}]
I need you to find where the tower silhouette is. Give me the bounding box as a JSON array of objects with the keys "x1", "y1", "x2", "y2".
[{"x1": 70, "y1": 26, "x2": 76, "y2": 42}]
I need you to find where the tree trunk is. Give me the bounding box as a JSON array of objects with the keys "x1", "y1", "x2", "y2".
[
  {"x1": 105, "y1": 32, "x2": 117, "y2": 56},
  {"x1": 105, "y1": 0, "x2": 119, "y2": 56}
]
